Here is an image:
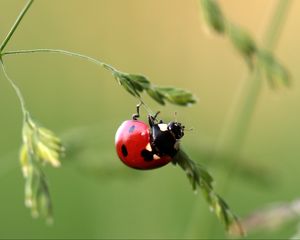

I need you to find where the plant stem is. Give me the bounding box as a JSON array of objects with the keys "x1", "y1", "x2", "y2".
[
  {"x1": 214, "y1": 0, "x2": 292, "y2": 161},
  {"x1": 216, "y1": 0, "x2": 292, "y2": 183},
  {"x1": 0, "y1": 59, "x2": 27, "y2": 117},
  {"x1": 262, "y1": 0, "x2": 292, "y2": 51},
  {"x1": 207, "y1": 0, "x2": 292, "y2": 237},
  {"x1": 1, "y1": 49, "x2": 155, "y2": 116},
  {"x1": 0, "y1": 0, "x2": 34, "y2": 52},
  {"x1": 1, "y1": 49, "x2": 117, "y2": 72}
]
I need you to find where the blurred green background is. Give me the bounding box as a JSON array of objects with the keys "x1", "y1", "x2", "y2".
[{"x1": 0, "y1": 0, "x2": 299, "y2": 239}]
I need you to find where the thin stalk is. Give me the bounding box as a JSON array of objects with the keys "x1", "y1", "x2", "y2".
[
  {"x1": 217, "y1": 0, "x2": 292, "y2": 184},
  {"x1": 0, "y1": 59, "x2": 27, "y2": 117},
  {"x1": 138, "y1": 98, "x2": 155, "y2": 117},
  {"x1": 262, "y1": 0, "x2": 292, "y2": 50},
  {"x1": 1, "y1": 49, "x2": 155, "y2": 116},
  {"x1": 1, "y1": 49, "x2": 117, "y2": 72},
  {"x1": 206, "y1": 0, "x2": 292, "y2": 237},
  {"x1": 0, "y1": 0, "x2": 34, "y2": 52}
]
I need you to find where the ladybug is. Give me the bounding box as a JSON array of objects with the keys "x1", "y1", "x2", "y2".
[{"x1": 115, "y1": 104, "x2": 185, "y2": 170}]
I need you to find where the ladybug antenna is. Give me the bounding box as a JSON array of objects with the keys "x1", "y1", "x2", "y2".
[
  {"x1": 185, "y1": 127, "x2": 194, "y2": 132},
  {"x1": 132, "y1": 102, "x2": 142, "y2": 120},
  {"x1": 174, "y1": 111, "x2": 178, "y2": 122}
]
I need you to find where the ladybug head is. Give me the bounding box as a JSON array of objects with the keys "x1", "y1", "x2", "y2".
[{"x1": 167, "y1": 121, "x2": 185, "y2": 139}]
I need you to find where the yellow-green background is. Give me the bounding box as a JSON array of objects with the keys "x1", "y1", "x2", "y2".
[{"x1": 0, "y1": 0, "x2": 299, "y2": 238}]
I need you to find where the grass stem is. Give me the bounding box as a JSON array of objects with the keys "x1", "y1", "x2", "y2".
[
  {"x1": 1, "y1": 49, "x2": 117, "y2": 72},
  {"x1": 0, "y1": 59, "x2": 27, "y2": 117},
  {"x1": 215, "y1": 0, "x2": 292, "y2": 162},
  {"x1": 0, "y1": 0, "x2": 34, "y2": 52},
  {"x1": 206, "y1": 0, "x2": 292, "y2": 237}
]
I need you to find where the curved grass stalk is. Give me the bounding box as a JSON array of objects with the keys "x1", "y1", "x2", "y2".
[
  {"x1": 1, "y1": 49, "x2": 117, "y2": 72},
  {"x1": 0, "y1": 59, "x2": 27, "y2": 117},
  {"x1": 1, "y1": 48, "x2": 197, "y2": 110}
]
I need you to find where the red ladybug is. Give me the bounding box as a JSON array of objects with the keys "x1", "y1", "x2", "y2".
[{"x1": 115, "y1": 105, "x2": 185, "y2": 170}]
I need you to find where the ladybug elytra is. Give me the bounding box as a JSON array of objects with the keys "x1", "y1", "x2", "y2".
[{"x1": 115, "y1": 105, "x2": 185, "y2": 170}]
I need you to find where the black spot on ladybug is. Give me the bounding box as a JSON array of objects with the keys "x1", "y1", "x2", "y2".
[
  {"x1": 128, "y1": 125, "x2": 135, "y2": 133},
  {"x1": 121, "y1": 144, "x2": 128, "y2": 157},
  {"x1": 141, "y1": 149, "x2": 153, "y2": 162}
]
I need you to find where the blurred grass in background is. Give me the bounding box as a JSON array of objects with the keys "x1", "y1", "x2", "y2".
[{"x1": 0, "y1": 0, "x2": 299, "y2": 238}]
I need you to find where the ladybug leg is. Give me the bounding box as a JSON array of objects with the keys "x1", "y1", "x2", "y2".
[
  {"x1": 141, "y1": 149, "x2": 154, "y2": 162},
  {"x1": 148, "y1": 111, "x2": 161, "y2": 127},
  {"x1": 153, "y1": 111, "x2": 161, "y2": 120},
  {"x1": 132, "y1": 103, "x2": 142, "y2": 120},
  {"x1": 148, "y1": 115, "x2": 155, "y2": 127}
]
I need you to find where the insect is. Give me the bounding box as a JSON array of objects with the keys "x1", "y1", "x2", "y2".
[{"x1": 115, "y1": 104, "x2": 185, "y2": 170}]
